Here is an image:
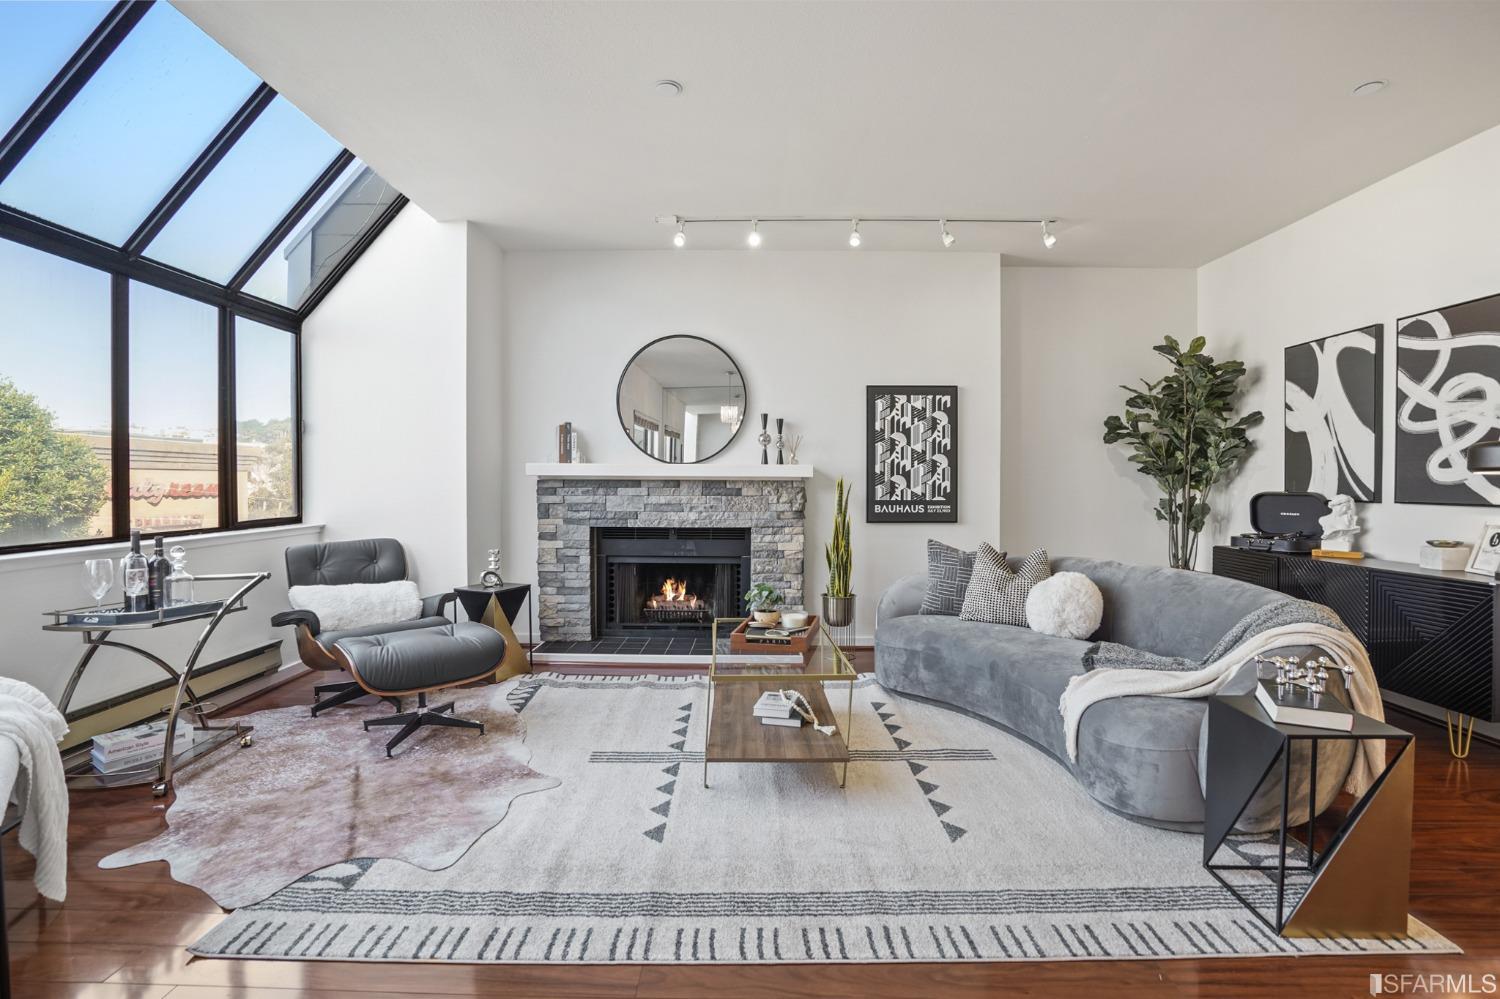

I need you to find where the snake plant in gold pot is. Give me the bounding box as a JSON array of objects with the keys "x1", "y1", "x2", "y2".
[{"x1": 822, "y1": 478, "x2": 855, "y2": 628}]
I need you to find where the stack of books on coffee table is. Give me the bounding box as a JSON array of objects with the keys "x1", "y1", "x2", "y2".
[
  {"x1": 753, "y1": 690, "x2": 804, "y2": 728},
  {"x1": 91, "y1": 721, "x2": 196, "y2": 773}
]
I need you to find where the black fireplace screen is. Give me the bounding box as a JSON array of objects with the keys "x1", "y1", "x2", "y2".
[{"x1": 592, "y1": 527, "x2": 751, "y2": 636}]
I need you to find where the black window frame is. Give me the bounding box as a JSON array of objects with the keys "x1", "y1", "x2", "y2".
[{"x1": 0, "y1": 0, "x2": 407, "y2": 556}]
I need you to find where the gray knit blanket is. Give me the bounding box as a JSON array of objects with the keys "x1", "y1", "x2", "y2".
[{"x1": 1082, "y1": 598, "x2": 1347, "y2": 673}]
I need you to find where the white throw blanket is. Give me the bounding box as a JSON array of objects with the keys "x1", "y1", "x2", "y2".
[
  {"x1": 0, "y1": 677, "x2": 70, "y2": 902},
  {"x1": 1059, "y1": 623, "x2": 1385, "y2": 799}
]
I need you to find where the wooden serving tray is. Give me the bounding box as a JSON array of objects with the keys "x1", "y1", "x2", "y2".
[{"x1": 728, "y1": 615, "x2": 819, "y2": 655}]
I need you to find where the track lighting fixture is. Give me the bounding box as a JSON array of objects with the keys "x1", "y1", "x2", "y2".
[{"x1": 657, "y1": 215, "x2": 1057, "y2": 249}]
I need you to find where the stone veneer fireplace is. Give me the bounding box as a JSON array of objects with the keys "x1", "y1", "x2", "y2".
[{"x1": 533, "y1": 470, "x2": 807, "y2": 642}]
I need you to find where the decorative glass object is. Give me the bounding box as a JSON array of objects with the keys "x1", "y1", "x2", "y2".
[
  {"x1": 84, "y1": 558, "x2": 113, "y2": 610},
  {"x1": 165, "y1": 545, "x2": 195, "y2": 606}
]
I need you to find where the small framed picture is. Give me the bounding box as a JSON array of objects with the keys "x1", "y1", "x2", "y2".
[{"x1": 1464, "y1": 523, "x2": 1500, "y2": 576}]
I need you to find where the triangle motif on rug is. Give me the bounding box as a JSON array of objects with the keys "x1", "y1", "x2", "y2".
[
  {"x1": 662, "y1": 762, "x2": 680, "y2": 778},
  {"x1": 651, "y1": 799, "x2": 672, "y2": 818},
  {"x1": 643, "y1": 823, "x2": 666, "y2": 843},
  {"x1": 941, "y1": 821, "x2": 967, "y2": 842},
  {"x1": 908, "y1": 761, "x2": 928, "y2": 776},
  {"x1": 916, "y1": 779, "x2": 940, "y2": 797},
  {"x1": 929, "y1": 799, "x2": 952, "y2": 817}
]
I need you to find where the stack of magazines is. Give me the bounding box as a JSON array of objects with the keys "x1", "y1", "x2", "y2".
[
  {"x1": 91, "y1": 720, "x2": 196, "y2": 773},
  {"x1": 753, "y1": 690, "x2": 803, "y2": 728}
]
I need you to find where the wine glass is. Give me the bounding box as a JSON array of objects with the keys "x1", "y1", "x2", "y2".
[{"x1": 84, "y1": 559, "x2": 114, "y2": 610}]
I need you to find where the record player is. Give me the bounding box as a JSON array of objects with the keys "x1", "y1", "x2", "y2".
[{"x1": 1229, "y1": 491, "x2": 1331, "y2": 554}]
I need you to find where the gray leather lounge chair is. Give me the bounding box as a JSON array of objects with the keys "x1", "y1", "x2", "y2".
[{"x1": 271, "y1": 538, "x2": 459, "y2": 716}]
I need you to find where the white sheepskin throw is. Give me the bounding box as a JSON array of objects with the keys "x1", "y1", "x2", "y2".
[
  {"x1": 1024, "y1": 571, "x2": 1102, "y2": 640},
  {"x1": 288, "y1": 580, "x2": 422, "y2": 632}
]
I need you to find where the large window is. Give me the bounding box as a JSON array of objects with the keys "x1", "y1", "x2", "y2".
[
  {"x1": 0, "y1": 240, "x2": 112, "y2": 550},
  {"x1": 129, "y1": 283, "x2": 220, "y2": 533},
  {"x1": 0, "y1": 1, "x2": 408, "y2": 554},
  {"x1": 235, "y1": 319, "x2": 298, "y2": 522}
]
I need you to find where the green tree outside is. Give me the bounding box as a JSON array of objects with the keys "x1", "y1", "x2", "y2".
[
  {"x1": 237, "y1": 416, "x2": 295, "y2": 519},
  {"x1": 0, "y1": 378, "x2": 109, "y2": 545}
]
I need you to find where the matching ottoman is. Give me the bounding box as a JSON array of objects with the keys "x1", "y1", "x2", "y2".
[{"x1": 332, "y1": 622, "x2": 505, "y2": 756}]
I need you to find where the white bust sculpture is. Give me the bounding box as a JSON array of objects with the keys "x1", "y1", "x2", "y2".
[{"x1": 1319, "y1": 494, "x2": 1360, "y2": 551}]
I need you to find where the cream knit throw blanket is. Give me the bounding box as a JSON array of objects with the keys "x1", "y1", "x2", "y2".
[
  {"x1": 1059, "y1": 622, "x2": 1385, "y2": 799},
  {"x1": 0, "y1": 677, "x2": 70, "y2": 902}
]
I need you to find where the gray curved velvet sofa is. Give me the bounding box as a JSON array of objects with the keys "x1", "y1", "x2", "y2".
[{"x1": 874, "y1": 556, "x2": 1354, "y2": 831}]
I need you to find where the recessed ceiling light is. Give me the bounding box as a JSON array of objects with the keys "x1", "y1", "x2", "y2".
[
  {"x1": 1352, "y1": 79, "x2": 1388, "y2": 96},
  {"x1": 655, "y1": 79, "x2": 683, "y2": 97}
]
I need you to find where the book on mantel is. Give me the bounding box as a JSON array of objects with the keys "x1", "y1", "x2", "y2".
[{"x1": 1254, "y1": 679, "x2": 1354, "y2": 731}]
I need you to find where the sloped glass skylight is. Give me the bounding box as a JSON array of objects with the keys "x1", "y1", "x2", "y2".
[
  {"x1": 0, "y1": 2, "x2": 259, "y2": 244},
  {"x1": 144, "y1": 96, "x2": 342, "y2": 283},
  {"x1": 0, "y1": 1, "x2": 112, "y2": 137},
  {"x1": 0, "y1": 0, "x2": 405, "y2": 319}
]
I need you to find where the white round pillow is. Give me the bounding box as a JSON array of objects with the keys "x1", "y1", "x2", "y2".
[{"x1": 1024, "y1": 571, "x2": 1103, "y2": 640}]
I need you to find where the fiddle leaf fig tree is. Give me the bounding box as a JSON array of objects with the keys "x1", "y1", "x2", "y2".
[{"x1": 1102, "y1": 335, "x2": 1263, "y2": 570}]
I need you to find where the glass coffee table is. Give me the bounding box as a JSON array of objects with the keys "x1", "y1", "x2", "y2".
[{"x1": 704, "y1": 616, "x2": 856, "y2": 788}]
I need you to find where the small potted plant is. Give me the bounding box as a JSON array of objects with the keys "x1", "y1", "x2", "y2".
[{"x1": 744, "y1": 583, "x2": 785, "y2": 626}]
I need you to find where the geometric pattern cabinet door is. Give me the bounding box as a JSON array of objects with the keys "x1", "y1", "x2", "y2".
[
  {"x1": 1278, "y1": 555, "x2": 1370, "y2": 641},
  {"x1": 1210, "y1": 547, "x2": 1280, "y2": 591},
  {"x1": 1367, "y1": 573, "x2": 1495, "y2": 721}
]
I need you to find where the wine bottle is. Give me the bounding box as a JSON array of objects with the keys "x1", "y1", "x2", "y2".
[
  {"x1": 147, "y1": 536, "x2": 169, "y2": 610},
  {"x1": 122, "y1": 530, "x2": 150, "y2": 612}
]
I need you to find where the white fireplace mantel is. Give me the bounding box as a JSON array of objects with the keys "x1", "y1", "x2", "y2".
[{"x1": 526, "y1": 462, "x2": 813, "y2": 480}]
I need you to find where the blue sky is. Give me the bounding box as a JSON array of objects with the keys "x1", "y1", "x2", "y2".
[{"x1": 0, "y1": 1, "x2": 317, "y2": 435}]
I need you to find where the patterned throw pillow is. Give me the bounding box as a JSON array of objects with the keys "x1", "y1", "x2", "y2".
[
  {"x1": 960, "y1": 546, "x2": 1052, "y2": 626},
  {"x1": 920, "y1": 540, "x2": 984, "y2": 616}
]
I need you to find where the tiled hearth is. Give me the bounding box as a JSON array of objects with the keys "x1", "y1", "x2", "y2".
[{"x1": 528, "y1": 464, "x2": 810, "y2": 661}]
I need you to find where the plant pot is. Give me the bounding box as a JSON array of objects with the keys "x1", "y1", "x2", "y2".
[
  {"x1": 822, "y1": 593, "x2": 856, "y2": 628},
  {"x1": 752, "y1": 610, "x2": 782, "y2": 626}
]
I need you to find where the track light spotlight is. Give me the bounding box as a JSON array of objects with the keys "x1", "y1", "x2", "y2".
[
  {"x1": 940, "y1": 219, "x2": 955, "y2": 248},
  {"x1": 747, "y1": 219, "x2": 762, "y2": 248},
  {"x1": 1041, "y1": 220, "x2": 1057, "y2": 250},
  {"x1": 849, "y1": 219, "x2": 861, "y2": 248},
  {"x1": 673, "y1": 222, "x2": 686, "y2": 248}
]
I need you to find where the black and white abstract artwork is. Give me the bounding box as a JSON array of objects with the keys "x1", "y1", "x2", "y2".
[
  {"x1": 1283, "y1": 325, "x2": 1382, "y2": 501},
  {"x1": 1396, "y1": 291, "x2": 1500, "y2": 506},
  {"x1": 867, "y1": 386, "x2": 958, "y2": 523}
]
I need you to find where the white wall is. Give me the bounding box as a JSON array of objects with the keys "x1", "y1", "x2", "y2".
[
  {"x1": 1199, "y1": 122, "x2": 1500, "y2": 563},
  {"x1": 465, "y1": 226, "x2": 506, "y2": 579},
  {"x1": 1002, "y1": 267, "x2": 1197, "y2": 565},
  {"x1": 500, "y1": 251, "x2": 1003, "y2": 640},
  {"x1": 303, "y1": 205, "x2": 495, "y2": 589},
  {"x1": 0, "y1": 523, "x2": 317, "y2": 710}
]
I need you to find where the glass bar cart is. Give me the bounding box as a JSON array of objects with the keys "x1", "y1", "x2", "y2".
[{"x1": 43, "y1": 571, "x2": 269, "y2": 797}]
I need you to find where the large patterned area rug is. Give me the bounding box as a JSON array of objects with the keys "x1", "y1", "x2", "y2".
[{"x1": 189, "y1": 673, "x2": 1457, "y2": 963}]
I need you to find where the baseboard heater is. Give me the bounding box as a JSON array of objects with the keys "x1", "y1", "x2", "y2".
[{"x1": 59, "y1": 641, "x2": 284, "y2": 752}]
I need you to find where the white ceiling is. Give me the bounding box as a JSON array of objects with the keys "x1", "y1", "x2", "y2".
[{"x1": 177, "y1": 1, "x2": 1500, "y2": 267}]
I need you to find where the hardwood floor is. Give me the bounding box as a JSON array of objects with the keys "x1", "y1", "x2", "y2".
[{"x1": 7, "y1": 657, "x2": 1498, "y2": 999}]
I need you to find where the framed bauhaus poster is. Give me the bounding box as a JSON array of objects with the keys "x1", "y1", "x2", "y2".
[{"x1": 867, "y1": 385, "x2": 959, "y2": 523}]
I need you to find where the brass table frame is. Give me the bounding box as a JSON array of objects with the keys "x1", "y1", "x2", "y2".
[
  {"x1": 704, "y1": 616, "x2": 857, "y2": 788},
  {"x1": 46, "y1": 572, "x2": 269, "y2": 797}
]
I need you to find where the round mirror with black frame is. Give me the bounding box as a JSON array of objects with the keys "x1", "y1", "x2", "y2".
[{"x1": 617, "y1": 334, "x2": 746, "y2": 463}]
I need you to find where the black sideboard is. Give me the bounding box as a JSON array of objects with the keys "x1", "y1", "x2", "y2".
[{"x1": 1212, "y1": 546, "x2": 1498, "y2": 722}]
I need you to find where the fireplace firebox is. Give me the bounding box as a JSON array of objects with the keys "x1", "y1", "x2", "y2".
[{"x1": 592, "y1": 527, "x2": 751, "y2": 637}]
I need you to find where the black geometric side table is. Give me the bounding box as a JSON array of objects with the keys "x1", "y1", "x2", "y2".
[
  {"x1": 454, "y1": 583, "x2": 534, "y2": 682},
  {"x1": 1203, "y1": 693, "x2": 1414, "y2": 937}
]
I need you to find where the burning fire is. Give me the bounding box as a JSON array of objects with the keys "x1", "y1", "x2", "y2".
[{"x1": 646, "y1": 577, "x2": 703, "y2": 610}]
